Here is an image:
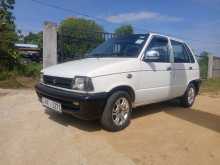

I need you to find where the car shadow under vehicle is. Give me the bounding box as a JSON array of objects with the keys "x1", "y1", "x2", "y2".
[
  {"x1": 44, "y1": 109, "x2": 102, "y2": 132},
  {"x1": 44, "y1": 100, "x2": 220, "y2": 133}
]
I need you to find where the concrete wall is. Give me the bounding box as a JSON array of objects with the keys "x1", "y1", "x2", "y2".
[
  {"x1": 208, "y1": 55, "x2": 213, "y2": 78},
  {"x1": 43, "y1": 22, "x2": 57, "y2": 68},
  {"x1": 213, "y1": 56, "x2": 220, "y2": 78},
  {"x1": 208, "y1": 55, "x2": 220, "y2": 79}
]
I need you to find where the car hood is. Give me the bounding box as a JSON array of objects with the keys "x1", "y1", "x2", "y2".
[{"x1": 42, "y1": 58, "x2": 140, "y2": 78}]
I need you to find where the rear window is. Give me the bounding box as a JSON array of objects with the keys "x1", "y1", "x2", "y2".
[
  {"x1": 171, "y1": 40, "x2": 190, "y2": 63},
  {"x1": 184, "y1": 44, "x2": 195, "y2": 63}
]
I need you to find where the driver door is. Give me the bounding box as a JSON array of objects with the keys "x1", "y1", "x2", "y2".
[{"x1": 136, "y1": 35, "x2": 173, "y2": 105}]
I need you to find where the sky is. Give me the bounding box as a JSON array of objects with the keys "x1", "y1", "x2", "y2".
[{"x1": 14, "y1": 0, "x2": 220, "y2": 56}]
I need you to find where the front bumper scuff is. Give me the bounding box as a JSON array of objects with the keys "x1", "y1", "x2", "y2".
[{"x1": 35, "y1": 83, "x2": 107, "y2": 120}]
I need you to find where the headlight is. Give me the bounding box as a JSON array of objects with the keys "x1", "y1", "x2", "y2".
[
  {"x1": 72, "y1": 76, "x2": 94, "y2": 91},
  {"x1": 40, "y1": 73, "x2": 44, "y2": 83}
]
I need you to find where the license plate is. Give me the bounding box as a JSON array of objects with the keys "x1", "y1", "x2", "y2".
[{"x1": 42, "y1": 97, "x2": 62, "y2": 113}]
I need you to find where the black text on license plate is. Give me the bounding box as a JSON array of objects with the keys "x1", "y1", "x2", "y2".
[{"x1": 42, "y1": 97, "x2": 62, "y2": 113}]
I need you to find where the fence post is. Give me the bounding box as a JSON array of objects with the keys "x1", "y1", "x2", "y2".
[
  {"x1": 43, "y1": 22, "x2": 57, "y2": 68},
  {"x1": 208, "y1": 54, "x2": 213, "y2": 79}
]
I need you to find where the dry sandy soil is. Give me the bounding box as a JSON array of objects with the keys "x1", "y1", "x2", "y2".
[{"x1": 0, "y1": 89, "x2": 220, "y2": 165}]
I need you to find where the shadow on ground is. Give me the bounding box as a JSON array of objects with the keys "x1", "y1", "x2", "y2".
[
  {"x1": 45, "y1": 109, "x2": 102, "y2": 132},
  {"x1": 165, "y1": 108, "x2": 220, "y2": 133},
  {"x1": 45, "y1": 100, "x2": 220, "y2": 133},
  {"x1": 133, "y1": 100, "x2": 220, "y2": 133}
]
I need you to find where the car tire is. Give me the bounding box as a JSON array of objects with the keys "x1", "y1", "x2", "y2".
[
  {"x1": 101, "y1": 91, "x2": 132, "y2": 132},
  {"x1": 180, "y1": 83, "x2": 196, "y2": 108}
]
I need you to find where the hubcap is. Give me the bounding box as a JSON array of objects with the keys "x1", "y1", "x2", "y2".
[
  {"x1": 188, "y1": 87, "x2": 195, "y2": 105},
  {"x1": 112, "y1": 97, "x2": 130, "y2": 126}
]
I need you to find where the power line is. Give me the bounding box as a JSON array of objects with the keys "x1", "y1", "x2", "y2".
[
  {"x1": 29, "y1": 0, "x2": 220, "y2": 45},
  {"x1": 30, "y1": 0, "x2": 150, "y2": 33},
  {"x1": 31, "y1": 0, "x2": 104, "y2": 23},
  {"x1": 188, "y1": 40, "x2": 220, "y2": 45},
  {"x1": 29, "y1": 0, "x2": 183, "y2": 37}
]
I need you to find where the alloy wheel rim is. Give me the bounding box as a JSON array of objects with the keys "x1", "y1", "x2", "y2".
[
  {"x1": 188, "y1": 87, "x2": 195, "y2": 105},
  {"x1": 112, "y1": 97, "x2": 130, "y2": 126}
]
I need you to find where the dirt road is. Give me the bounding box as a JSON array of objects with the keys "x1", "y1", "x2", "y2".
[{"x1": 0, "y1": 89, "x2": 220, "y2": 165}]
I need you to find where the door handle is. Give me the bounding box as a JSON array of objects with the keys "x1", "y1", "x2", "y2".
[
  {"x1": 189, "y1": 67, "x2": 193, "y2": 70},
  {"x1": 166, "y1": 66, "x2": 172, "y2": 71}
]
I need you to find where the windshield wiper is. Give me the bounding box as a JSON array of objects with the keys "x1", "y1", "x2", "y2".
[
  {"x1": 87, "y1": 53, "x2": 110, "y2": 58},
  {"x1": 87, "y1": 52, "x2": 130, "y2": 58}
]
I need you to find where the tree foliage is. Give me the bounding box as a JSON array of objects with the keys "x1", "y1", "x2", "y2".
[
  {"x1": 200, "y1": 51, "x2": 209, "y2": 57},
  {"x1": 0, "y1": 0, "x2": 18, "y2": 70},
  {"x1": 58, "y1": 17, "x2": 104, "y2": 59},
  {"x1": 23, "y1": 32, "x2": 43, "y2": 48},
  {"x1": 114, "y1": 25, "x2": 134, "y2": 36},
  {"x1": 0, "y1": 0, "x2": 15, "y2": 24}
]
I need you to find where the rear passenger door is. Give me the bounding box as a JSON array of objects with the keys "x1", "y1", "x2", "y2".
[{"x1": 170, "y1": 40, "x2": 193, "y2": 97}]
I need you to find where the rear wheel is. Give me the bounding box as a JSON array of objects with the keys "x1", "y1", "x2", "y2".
[
  {"x1": 101, "y1": 91, "x2": 132, "y2": 131},
  {"x1": 180, "y1": 83, "x2": 196, "y2": 108}
]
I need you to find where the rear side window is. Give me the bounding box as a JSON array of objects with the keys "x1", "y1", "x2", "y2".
[
  {"x1": 184, "y1": 44, "x2": 195, "y2": 63},
  {"x1": 171, "y1": 40, "x2": 190, "y2": 63}
]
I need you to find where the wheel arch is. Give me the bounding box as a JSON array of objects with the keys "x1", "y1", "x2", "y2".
[
  {"x1": 108, "y1": 85, "x2": 135, "y2": 102},
  {"x1": 188, "y1": 79, "x2": 202, "y2": 95}
]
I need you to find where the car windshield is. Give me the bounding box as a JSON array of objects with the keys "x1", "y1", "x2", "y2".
[{"x1": 87, "y1": 34, "x2": 149, "y2": 58}]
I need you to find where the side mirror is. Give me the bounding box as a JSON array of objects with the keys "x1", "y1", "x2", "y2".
[{"x1": 144, "y1": 50, "x2": 160, "y2": 60}]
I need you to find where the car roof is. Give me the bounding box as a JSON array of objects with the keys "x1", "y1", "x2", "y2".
[
  {"x1": 147, "y1": 32, "x2": 185, "y2": 43},
  {"x1": 115, "y1": 33, "x2": 187, "y2": 44}
]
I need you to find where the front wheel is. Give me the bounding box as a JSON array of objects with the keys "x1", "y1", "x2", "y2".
[
  {"x1": 101, "y1": 91, "x2": 132, "y2": 131},
  {"x1": 180, "y1": 83, "x2": 196, "y2": 108}
]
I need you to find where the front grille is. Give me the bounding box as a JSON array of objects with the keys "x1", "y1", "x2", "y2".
[{"x1": 43, "y1": 75, "x2": 73, "y2": 89}]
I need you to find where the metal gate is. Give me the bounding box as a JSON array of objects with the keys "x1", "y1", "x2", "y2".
[{"x1": 57, "y1": 29, "x2": 116, "y2": 63}]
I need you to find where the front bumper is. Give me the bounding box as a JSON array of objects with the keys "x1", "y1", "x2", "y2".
[{"x1": 35, "y1": 83, "x2": 107, "y2": 120}]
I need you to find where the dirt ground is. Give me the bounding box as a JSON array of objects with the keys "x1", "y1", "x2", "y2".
[{"x1": 0, "y1": 89, "x2": 220, "y2": 165}]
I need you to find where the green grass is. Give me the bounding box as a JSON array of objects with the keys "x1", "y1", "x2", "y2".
[
  {"x1": 0, "y1": 63, "x2": 41, "y2": 89},
  {"x1": 16, "y1": 62, "x2": 42, "y2": 77},
  {"x1": 0, "y1": 63, "x2": 42, "y2": 79},
  {"x1": 0, "y1": 76, "x2": 39, "y2": 89},
  {"x1": 200, "y1": 78, "x2": 220, "y2": 94}
]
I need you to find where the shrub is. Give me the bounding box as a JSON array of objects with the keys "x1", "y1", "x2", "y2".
[
  {"x1": 0, "y1": 63, "x2": 42, "y2": 81},
  {"x1": 17, "y1": 63, "x2": 42, "y2": 78},
  {"x1": 198, "y1": 56, "x2": 208, "y2": 79},
  {"x1": 0, "y1": 71, "x2": 11, "y2": 81}
]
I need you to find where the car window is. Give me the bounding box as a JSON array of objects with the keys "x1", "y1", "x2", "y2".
[
  {"x1": 145, "y1": 36, "x2": 170, "y2": 62},
  {"x1": 184, "y1": 44, "x2": 195, "y2": 63},
  {"x1": 171, "y1": 40, "x2": 190, "y2": 63}
]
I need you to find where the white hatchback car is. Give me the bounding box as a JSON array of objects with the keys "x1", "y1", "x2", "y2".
[{"x1": 36, "y1": 33, "x2": 201, "y2": 131}]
